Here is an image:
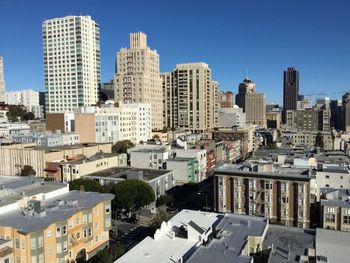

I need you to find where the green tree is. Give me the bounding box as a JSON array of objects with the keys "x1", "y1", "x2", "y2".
[
  {"x1": 315, "y1": 132, "x2": 324, "y2": 149},
  {"x1": 111, "y1": 179, "x2": 155, "y2": 213},
  {"x1": 149, "y1": 210, "x2": 172, "y2": 231},
  {"x1": 6, "y1": 105, "x2": 27, "y2": 122},
  {"x1": 23, "y1": 112, "x2": 35, "y2": 121},
  {"x1": 156, "y1": 194, "x2": 174, "y2": 207},
  {"x1": 20, "y1": 165, "x2": 36, "y2": 176},
  {"x1": 69, "y1": 178, "x2": 105, "y2": 193},
  {"x1": 112, "y1": 140, "x2": 135, "y2": 154}
]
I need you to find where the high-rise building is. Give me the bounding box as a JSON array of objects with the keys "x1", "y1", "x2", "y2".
[
  {"x1": 161, "y1": 63, "x2": 219, "y2": 132},
  {"x1": 219, "y1": 91, "x2": 235, "y2": 108},
  {"x1": 283, "y1": 67, "x2": 299, "y2": 123},
  {"x1": 236, "y1": 78, "x2": 266, "y2": 127},
  {"x1": 43, "y1": 16, "x2": 101, "y2": 113},
  {"x1": 286, "y1": 108, "x2": 330, "y2": 132},
  {"x1": 330, "y1": 99, "x2": 343, "y2": 130},
  {"x1": 342, "y1": 92, "x2": 350, "y2": 132},
  {"x1": 0, "y1": 56, "x2": 5, "y2": 103},
  {"x1": 114, "y1": 32, "x2": 163, "y2": 130}
]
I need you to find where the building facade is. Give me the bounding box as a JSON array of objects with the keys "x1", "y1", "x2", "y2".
[
  {"x1": 342, "y1": 92, "x2": 350, "y2": 133},
  {"x1": 0, "y1": 190, "x2": 113, "y2": 263},
  {"x1": 283, "y1": 67, "x2": 299, "y2": 123},
  {"x1": 236, "y1": 78, "x2": 266, "y2": 127},
  {"x1": 161, "y1": 63, "x2": 219, "y2": 132},
  {"x1": 218, "y1": 107, "x2": 246, "y2": 129},
  {"x1": 43, "y1": 16, "x2": 100, "y2": 112},
  {"x1": 219, "y1": 91, "x2": 235, "y2": 108},
  {"x1": 214, "y1": 165, "x2": 311, "y2": 228},
  {"x1": 114, "y1": 32, "x2": 163, "y2": 130},
  {"x1": 0, "y1": 56, "x2": 5, "y2": 103}
]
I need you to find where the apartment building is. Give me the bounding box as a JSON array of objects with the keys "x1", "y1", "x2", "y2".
[
  {"x1": 12, "y1": 132, "x2": 80, "y2": 147},
  {"x1": 281, "y1": 131, "x2": 334, "y2": 150},
  {"x1": 161, "y1": 63, "x2": 219, "y2": 132},
  {"x1": 219, "y1": 91, "x2": 235, "y2": 108},
  {"x1": 43, "y1": 16, "x2": 100, "y2": 112},
  {"x1": 321, "y1": 189, "x2": 350, "y2": 231},
  {"x1": 46, "y1": 102, "x2": 151, "y2": 144},
  {"x1": 217, "y1": 107, "x2": 246, "y2": 129},
  {"x1": 0, "y1": 190, "x2": 113, "y2": 263},
  {"x1": 61, "y1": 152, "x2": 127, "y2": 182},
  {"x1": 214, "y1": 164, "x2": 311, "y2": 228},
  {"x1": 0, "y1": 56, "x2": 5, "y2": 103},
  {"x1": 266, "y1": 109, "x2": 281, "y2": 130},
  {"x1": 5, "y1": 89, "x2": 40, "y2": 114},
  {"x1": 0, "y1": 123, "x2": 30, "y2": 140},
  {"x1": 166, "y1": 157, "x2": 200, "y2": 183},
  {"x1": 114, "y1": 32, "x2": 163, "y2": 130},
  {"x1": 0, "y1": 143, "x2": 112, "y2": 178},
  {"x1": 285, "y1": 108, "x2": 330, "y2": 131}
]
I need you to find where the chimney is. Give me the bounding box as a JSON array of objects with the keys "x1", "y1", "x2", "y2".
[{"x1": 80, "y1": 185, "x2": 85, "y2": 192}]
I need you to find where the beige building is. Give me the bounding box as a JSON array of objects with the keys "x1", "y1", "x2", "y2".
[
  {"x1": 114, "y1": 32, "x2": 163, "y2": 130},
  {"x1": 0, "y1": 56, "x2": 5, "y2": 103},
  {"x1": 236, "y1": 78, "x2": 266, "y2": 127},
  {"x1": 286, "y1": 108, "x2": 330, "y2": 131},
  {"x1": 282, "y1": 131, "x2": 334, "y2": 150},
  {"x1": 214, "y1": 164, "x2": 311, "y2": 228},
  {"x1": 0, "y1": 190, "x2": 113, "y2": 263},
  {"x1": 0, "y1": 143, "x2": 112, "y2": 178},
  {"x1": 43, "y1": 16, "x2": 100, "y2": 113},
  {"x1": 161, "y1": 63, "x2": 219, "y2": 132},
  {"x1": 61, "y1": 152, "x2": 127, "y2": 182},
  {"x1": 266, "y1": 110, "x2": 281, "y2": 130}
]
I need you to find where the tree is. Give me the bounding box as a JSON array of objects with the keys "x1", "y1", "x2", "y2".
[
  {"x1": 88, "y1": 241, "x2": 125, "y2": 263},
  {"x1": 6, "y1": 105, "x2": 27, "y2": 122},
  {"x1": 23, "y1": 112, "x2": 35, "y2": 121},
  {"x1": 111, "y1": 179, "x2": 155, "y2": 213},
  {"x1": 315, "y1": 132, "x2": 324, "y2": 149},
  {"x1": 20, "y1": 165, "x2": 36, "y2": 176},
  {"x1": 69, "y1": 178, "x2": 105, "y2": 193},
  {"x1": 149, "y1": 210, "x2": 172, "y2": 231},
  {"x1": 156, "y1": 194, "x2": 174, "y2": 207},
  {"x1": 112, "y1": 140, "x2": 135, "y2": 154}
]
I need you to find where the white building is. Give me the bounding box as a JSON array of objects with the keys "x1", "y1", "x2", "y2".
[
  {"x1": 114, "y1": 32, "x2": 163, "y2": 130},
  {"x1": 12, "y1": 131, "x2": 80, "y2": 147},
  {"x1": 5, "y1": 89, "x2": 41, "y2": 117},
  {"x1": 218, "y1": 106, "x2": 246, "y2": 128},
  {"x1": 0, "y1": 56, "x2": 5, "y2": 103},
  {"x1": 0, "y1": 123, "x2": 30, "y2": 140},
  {"x1": 43, "y1": 16, "x2": 100, "y2": 112}
]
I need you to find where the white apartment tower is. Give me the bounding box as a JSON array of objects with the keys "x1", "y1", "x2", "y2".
[
  {"x1": 114, "y1": 32, "x2": 163, "y2": 130},
  {"x1": 42, "y1": 16, "x2": 101, "y2": 112},
  {"x1": 161, "y1": 63, "x2": 219, "y2": 132},
  {"x1": 0, "y1": 56, "x2": 5, "y2": 103}
]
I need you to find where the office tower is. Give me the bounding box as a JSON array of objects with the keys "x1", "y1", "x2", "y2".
[
  {"x1": 220, "y1": 91, "x2": 235, "y2": 108},
  {"x1": 236, "y1": 78, "x2": 266, "y2": 127},
  {"x1": 283, "y1": 67, "x2": 299, "y2": 123},
  {"x1": 114, "y1": 32, "x2": 163, "y2": 130},
  {"x1": 43, "y1": 16, "x2": 101, "y2": 113},
  {"x1": 0, "y1": 56, "x2": 5, "y2": 103},
  {"x1": 161, "y1": 63, "x2": 219, "y2": 132},
  {"x1": 330, "y1": 99, "x2": 342, "y2": 130},
  {"x1": 342, "y1": 92, "x2": 350, "y2": 132}
]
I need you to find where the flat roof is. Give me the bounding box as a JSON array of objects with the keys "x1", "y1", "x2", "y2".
[
  {"x1": 187, "y1": 214, "x2": 268, "y2": 263},
  {"x1": 116, "y1": 209, "x2": 223, "y2": 263},
  {"x1": 316, "y1": 228, "x2": 350, "y2": 263},
  {"x1": 0, "y1": 190, "x2": 114, "y2": 233},
  {"x1": 263, "y1": 225, "x2": 315, "y2": 263},
  {"x1": 85, "y1": 167, "x2": 173, "y2": 181},
  {"x1": 0, "y1": 176, "x2": 67, "y2": 208},
  {"x1": 215, "y1": 164, "x2": 310, "y2": 181},
  {"x1": 62, "y1": 152, "x2": 121, "y2": 165}
]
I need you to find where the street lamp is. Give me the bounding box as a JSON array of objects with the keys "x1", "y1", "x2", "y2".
[{"x1": 197, "y1": 192, "x2": 208, "y2": 212}]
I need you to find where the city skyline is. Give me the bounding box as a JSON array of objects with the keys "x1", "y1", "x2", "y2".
[{"x1": 0, "y1": 0, "x2": 350, "y2": 104}]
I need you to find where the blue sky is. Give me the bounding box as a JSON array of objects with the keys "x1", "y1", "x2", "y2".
[{"x1": 0, "y1": 0, "x2": 349, "y2": 104}]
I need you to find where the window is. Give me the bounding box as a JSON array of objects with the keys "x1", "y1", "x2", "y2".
[
  {"x1": 63, "y1": 241, "x2": 68, "y2": 252},
  {"x1": 63, "y1": 225, "x2": 67, "y2": 235},
  {"x1": 105, "y1": 218, "x2": 111, "y2": 227},
  {"x1": 31, "y1": 256, "x2": 37, "y2": 263},
  {"x1": 56, "y1": 226, "x2": 62, "y2": 237},
  {"x1": 105, "y1": 204, "x2": 111, "y2": 214},
  {"x1": 95, "y1": 223, "x2": 99, "y2": 230},
  {"x1": 38, "y1": 253, "x2": 44, "y2": 263},
  {"x1": 343, "y1": 215, "x2": 350, "y2": 224},
  {"x1": 325, "y1": 213, "x2": 335, "y2": 223},
  {"x1": 21, "y1": 239, "x2": 25, "y2": 250},
  {"x1": 88, "y1": 212, "x2": 92, "y2": 223},
  {"x1": 76, "y1": 232, "x2": 80, "y2": 239},
  {"x1": 47, "y1": 230, "x2": 52, "y2": 238},
  {"x1": 88, "y1": 228, "x2": 92, "y2": 237},
  {"x1": 83, "y1": 215, "x2": 87, "y2": 224},
  {"x1": 30, "y1": 237, "x2": 36, "y2": 249},
  {"x1": 38, "y1": 235, "x2": 43, "y2": 248},
  {"x1": 16, "y1": 239, "x2": 20, "y2": 249},
  {"x1": 56, "y1": 243, "x2": 62, "y2": 254}
]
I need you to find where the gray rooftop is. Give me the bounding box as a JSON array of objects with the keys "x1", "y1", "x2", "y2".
[
  {"x1": 263, "y1": 225, "x2": 315, "y2": 263},
  {"x1": 0, "y1": 190, "x2": 114, "y2": 234},
  {"x1": 316, "y1": 228, "x2": 350, "y2": 263},
  {"x1": 187, "y1": 214, "x2": 268, "y2": 263},
  {"x1": 62, "y1": 152, "x2": 121, "y2": 165},
  {"x1": 0, "y1": 176, "x2": 67, "y2": 208},
  {"x1": 84, "y1": 167, "x2": 172, "y2": 181}
]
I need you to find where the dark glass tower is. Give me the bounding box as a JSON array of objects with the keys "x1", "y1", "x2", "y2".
[{"x1": 283, "y1": 67, "x2": 299, "y2": 123}]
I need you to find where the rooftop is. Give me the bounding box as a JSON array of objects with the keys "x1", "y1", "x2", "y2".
[
  {"x1": 0, "y1": 176, "x2": 67, "y2": 209},
  {"x1": 187, "y1": 214, "x2": 268, "y2": 263},
  {"x1": 316, "y1": 228, "x2": 350, "y2": 263},
  {"x1": 263, "y1": 225, "x2": 315, "y2": 263},
  {"x1": 85, "y1": 167, "x2": 173, "y2": 181},
  {"x1": 116, "y1": 209, "x2": 222, "y2": 263},
  {"x1": 62, "y1": 152, "x2": 121, "y2": 165},
  {"x1": 0, "y1": 190, "x2": 114, "y2": 233}
]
